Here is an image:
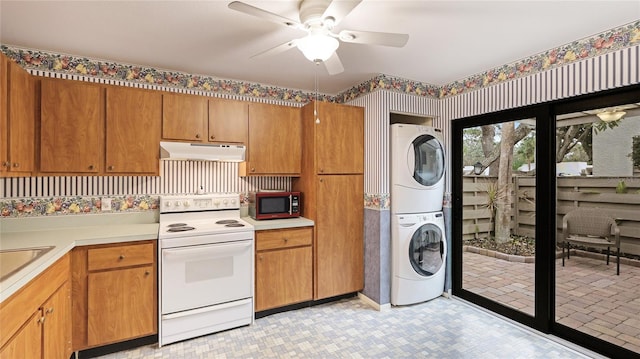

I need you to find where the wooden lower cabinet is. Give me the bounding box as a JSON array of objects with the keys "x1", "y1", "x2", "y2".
[
  {"x1": 0, "y1": 312, "x2": 42, "y2": 359},
  {"x1": 0, "y1": 254, "x2": 71, "y2": 359},
  {"x1": 255, "y1": 227, "x2": 313, "y2": 312},
  {"x1": 72, "y1": 241, "x2": 157, "y2": 350}
]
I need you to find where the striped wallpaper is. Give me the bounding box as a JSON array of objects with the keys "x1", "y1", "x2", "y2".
[{"x1": 0, "y1": 161, "x2": 292, "y2": 198}]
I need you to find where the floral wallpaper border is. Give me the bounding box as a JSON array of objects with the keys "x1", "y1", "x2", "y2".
[
  {"x1": 0, "y1": 195, "x2": 159, "y2": 217},
  {"x1": 2, "y1": 20, "x2": 638, "y2": 103},
  {"x1": 365, "y1": 193, "x2": 390, "y2": 211}
]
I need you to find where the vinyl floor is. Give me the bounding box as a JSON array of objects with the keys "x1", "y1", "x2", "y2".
[{"x1": 96, "y1": 296, "x2": 599, "y2": 359}]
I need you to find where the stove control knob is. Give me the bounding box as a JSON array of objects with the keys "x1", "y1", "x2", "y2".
[
  {"x1": 231, "y1": 198, "x2": 237, "y2": 205},
  {"x1": 223, "y1": 199, "x2": 229, "y2": 205},
  {"x1": 174, "y1": 201, "x2": 181, "y2": 207},
  {"x1": 164, "y1": 201, "x2": 172, "y2": 208},
  {"x1": 213, "y1": 200, "x2": 221, "y2": 207},
  {"x1": 183, "y1": 201, "x2": 190, "y2": 208}
]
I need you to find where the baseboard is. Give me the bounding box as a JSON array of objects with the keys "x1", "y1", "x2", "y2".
[{"x1": 357, "y1": 292, "x2": 391, "y2": 311}]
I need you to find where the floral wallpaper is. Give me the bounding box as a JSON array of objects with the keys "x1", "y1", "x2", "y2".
[
  {"x1": 365, "y1": 193, "x2": 390, "y2": 210},
  {"x1": 2, "y1": 20, "x2": 638, "y2": 103},
  {"x1": 0, "y1": 195, "x2": 159, "y2": 217}
]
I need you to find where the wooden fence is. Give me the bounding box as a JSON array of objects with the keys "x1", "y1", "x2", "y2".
[{"x1": 462, "y1": 176, "x2": 640, "y2": 255}]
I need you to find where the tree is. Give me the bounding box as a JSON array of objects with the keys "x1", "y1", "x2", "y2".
[{"x1": 495, "y1": 122, "x2": 515, "y2": 243}]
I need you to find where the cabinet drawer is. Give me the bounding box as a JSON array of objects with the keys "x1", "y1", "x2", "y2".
[
  {"x1": 256, "y1": 227, "x2": 312, "y2": 251},
  {"x1": 88, "y1": 243, "x2": 154, "y2": 271}
]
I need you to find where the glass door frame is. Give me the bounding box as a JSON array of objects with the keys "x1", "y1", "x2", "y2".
[
  {"x1": 451, "y1": 83, "x2": 640, "y2": 359},
  {"x1": 451, "y1": 104, "x2": 554, "y2": 333}
]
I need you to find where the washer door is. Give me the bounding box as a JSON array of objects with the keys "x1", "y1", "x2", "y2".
[
  {"x1": 408, "y1": 223, "x2": 444, "y2": 276},
  {"x1": 407, "y1": 134, "x2": 445, "y2": 187}
]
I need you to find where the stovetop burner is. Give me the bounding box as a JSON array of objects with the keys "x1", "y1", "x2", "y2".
[
  {"x1": 225, "y1": 223, "x2": 245, "y2": 227},
  {"x1": 167, "y1": 226, "x2": 196, "y2": 232},
  {"x1": 168, "y1": 223, "x2": 188, "y2": 227},
  {"x1": 216, "y1": 219, "x2": 239, "y2": 225}
]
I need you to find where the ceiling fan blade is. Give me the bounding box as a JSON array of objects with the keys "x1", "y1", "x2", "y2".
[
  {"x1": 228, "y1": 1, "x2": 301, "y2": 28},
  {"x1": 250, "y1": 40, "x2": 298, "y2": 59},
  {"x1": 323, "y1": 52, "x2": 344, "y2": 75},
  {"x1": 338, "y1": 30, "x2": 409, "y2": 47},
  {"x1": 322, "y1": 0, "x2": 362, "y2": 26}
]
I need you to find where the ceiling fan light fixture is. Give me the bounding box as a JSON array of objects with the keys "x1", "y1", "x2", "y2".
[
  {"x1": 297, "y1": 33, "x2": 339, "y2": 62},
  {"x1": 596, "y1": 110, "x2": 626, "y2": 122}
]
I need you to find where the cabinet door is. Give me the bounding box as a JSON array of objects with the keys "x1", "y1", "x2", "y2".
[
  {"x1": 0, "y1": 55, "x2": 7, "y2": 174},
  {"x1": 40, "y1": 78, "x2": 104, "y2": 173},
  {"x1": 315, "y1": 174, "x2": 364, "y2": 300},
  {"x1": 315, "y1": 101, "x2": 364, "y2": 174},
  {"x1": 244, "y1": 103, "x2": 301, "y2": 175},
  {"x1": 162, "y1": 93, "x2": 207, "y2": 141},
  {"x1": 208, "y1": 98, "x2": 248, "y2": 144},
  {"x1": 255, "y1": 246, "x2": 312, "y2": 312},
  {"x1": 0, "y1": 312, "x2": 41, "y2": 359},
  {"x1": 1, "y1": 57, "x2": 35, "y2": 175},
  {"x1": 106, "y1": 86, "x2": 161, "y2": 174},
  {"x1": 87, "y1": 265, "x2": 155, "y2": 346},
  {"x1": 42, "y1": 282, "x2": 72, "y2": 359}
]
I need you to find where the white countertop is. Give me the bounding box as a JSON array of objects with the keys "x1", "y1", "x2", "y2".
[
  {"x1": 242, "y1": 216, "x2": 314, "y2": 231},
  {"x1": 0, "y1": 212, "x2": 159, "y2": 303}
]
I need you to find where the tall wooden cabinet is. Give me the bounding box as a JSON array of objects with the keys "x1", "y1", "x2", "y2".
[
  {"x1": 293, "y1": 101, "x2": 364, "y2": 300},
  {"x1": 162, "y1": 93, "x2": 208, "y2": 141},
  {"x1": 0, "y1": 53, "x2": 35, "y2": 177}
]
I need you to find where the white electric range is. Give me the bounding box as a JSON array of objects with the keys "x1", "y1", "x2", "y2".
[{"x1": 158, "y1": 193, "x2": 254, "y2": 347}]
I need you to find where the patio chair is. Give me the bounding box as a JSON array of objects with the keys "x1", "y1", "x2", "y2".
[{"x1": 562, "y1": 208, "x2": 620, "y2": 275}]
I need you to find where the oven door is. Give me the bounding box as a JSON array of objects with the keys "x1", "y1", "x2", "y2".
[{"x1": 161, "y1": 239, "x2": 253, "y2": 314}]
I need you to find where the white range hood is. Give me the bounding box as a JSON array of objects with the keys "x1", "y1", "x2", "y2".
[{"x1": 160, "y1": 141, "x2": 245, "y2": 162}]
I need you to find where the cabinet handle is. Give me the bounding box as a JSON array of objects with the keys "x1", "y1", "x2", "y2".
[
  {"x1": 283, "y1": 238, "x2": 288, "y2": 243},
  {"x1": 195, "y1": 134, "x2": 200, "y2": 139},
  {"x1": 251, "y1": 167, "x2": 255, "y2": 173},
  {"x1": 144, "y1": 270, "x2": 150, "y2": 276},
  {"x1": 319, "y1": 168, "x2": 324, "y2": 173},
  {"x1": 210, "y1": 135, "x2": 215, "y2": 140},
  {"x1": 1, "y1": 161, "x2": 8, "y2": 167},
  {"x1": 12, "y1": 162, "x2": 19, "y2": 168},
  {"x1": 320, "y1": 178, "x2": 324, "y2": 183},
  {"x1": 88, "y1": 164, "x2": 95, "y2": 170},
  {"x1": 38, "y1": 316, "x2": 46, "y2": 324},
  {"x1": 119, "y1": 255, "x2": 125, "y2": 260},
  {"x1": 258, "y1": 255, "x2": 263, "y2": 261},
  {"x1": 46, "y1": 307, "x2": 54, "y2": 314},
  {"x1": 108, "y1": 165, "x2": 114, "y2": 171}
]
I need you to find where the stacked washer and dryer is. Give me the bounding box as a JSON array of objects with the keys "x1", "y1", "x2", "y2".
[{"x1": 390, "y1": 124, "x2": 447, "y2": 306}]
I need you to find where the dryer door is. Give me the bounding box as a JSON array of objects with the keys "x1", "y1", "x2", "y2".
[
  {"x1": 408, "y1": 223, "x2": 444, "y2": 276},
  {"x1": 408, "y1": 134, "x2": 445, "y2": 187}
]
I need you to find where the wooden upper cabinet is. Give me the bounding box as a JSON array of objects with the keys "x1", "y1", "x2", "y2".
[
  {"x1": 162, "y1": 93, "x2": 207, "y2": 141},
  {"x1": 40, "y1": 78, "x2": 104, "y2": 173},
  {"x1": 240, "y1": 103, "x2": 301, "y2": 176},
  {"x1": 106, "y1": 86, "x2": 161, "y2": 175},
  {"x1": 0, "y1": 54, "x2": 35, "y2": 176},
  {"x1": 208, "y1": 97, "x2": 248, "y2": 144},
  {"x1": 308, "y1": 101, "x2": 364, "y2": 175}
]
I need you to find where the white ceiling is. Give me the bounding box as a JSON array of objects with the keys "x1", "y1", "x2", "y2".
[{"x1": 1, "y1": 1, "x2": 639, "y2": 95}]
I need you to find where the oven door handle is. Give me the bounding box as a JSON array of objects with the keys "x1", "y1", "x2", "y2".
[{"x1": 162, "y1": 241, "x2": 252, "y2": 260}]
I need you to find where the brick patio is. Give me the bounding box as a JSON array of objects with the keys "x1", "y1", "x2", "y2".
[{"x1": 462, "y1": 251, "x2": 640, "y2": 353}]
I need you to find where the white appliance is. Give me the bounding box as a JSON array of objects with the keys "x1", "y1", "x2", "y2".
[
  {"x1": 158, "y1": 193, "x2": 254, "y2": 347},
  {"x1": 391, "y1": 212, "x2": 446, "y2": 305},
  {"x1": 391, "y1": 124, "x2": 445, "y2": 214}
]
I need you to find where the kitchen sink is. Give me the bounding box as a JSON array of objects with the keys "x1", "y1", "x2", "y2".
[{"x1": 0, "y1": 246, "x2": 54, "y2": 282}]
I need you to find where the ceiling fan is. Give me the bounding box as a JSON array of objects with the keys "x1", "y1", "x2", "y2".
[{"x1": 228, "y1": 0, "x2": 409, "y2": 75}]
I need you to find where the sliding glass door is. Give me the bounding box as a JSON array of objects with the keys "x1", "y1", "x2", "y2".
[{"x1": 452, "y1": 85, "x2": 640, "y2": 359}]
